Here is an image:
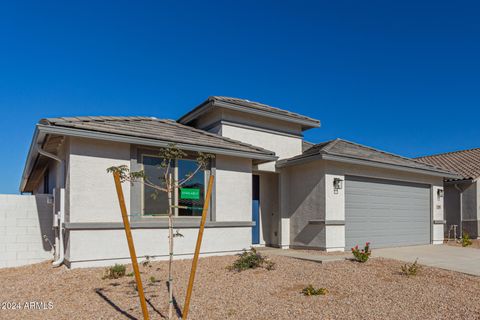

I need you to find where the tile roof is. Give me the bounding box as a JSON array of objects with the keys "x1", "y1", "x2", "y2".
[
  {"x1": 278, "y1": 138, "x2": 457, "y2": 177},
  {"x1": 39, "y1": 116, "x2": 276, "y2": 157},
  {"x1": 178, "y1": 96, "x2": 320, "y2": 129},
  {"x1": 416, "y1": 148, "x2": 480, "y2": 180}
]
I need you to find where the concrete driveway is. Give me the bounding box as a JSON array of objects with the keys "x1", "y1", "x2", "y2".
[{"x1": 374, "y1": 245, "x2": 480, "y2": 276}]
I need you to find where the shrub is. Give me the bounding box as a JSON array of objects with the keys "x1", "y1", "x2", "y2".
[
  {"x1": 401, "y1": 259, "x2": 420, "y2": 276},
  {"x1": 461, "y1": 232, "x2": 472, "y2": 247},
  {"x1": 149, "y1": 276, "x2": 157, "y2": 283},
  {"x1": 351, "y1": 242, "x2": 371, "y2": 263},
  {"x1": 228, "y1": 247, "x2": 276, "y2": 272},
  {"x1": 142, "y1": 255, "x2": 152, "y2": 268},
  {"x1": 103, "y1": 264, "x2": 126, "y2": 279},
  {"x1": 302, "y1": 285, "x2": 328, "y2": 296}
]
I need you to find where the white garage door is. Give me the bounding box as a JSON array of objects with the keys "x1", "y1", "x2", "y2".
[{"x1": 345, "y1": 176, "x2": 431, "y2": 249}]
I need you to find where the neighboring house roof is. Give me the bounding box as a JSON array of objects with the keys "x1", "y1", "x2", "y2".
[
  {"x1": 416, "y1": 148, "x2": 480, "y2": 180},
  {"x1": 20, "y1": 116, "x2": 277, "y2": 192},
  {"x1": 277, "y1": 138, "x2": 459, "y2": 178},
  {"x1": 178, "y1": 96, "x2": 320, "y2": 130}
]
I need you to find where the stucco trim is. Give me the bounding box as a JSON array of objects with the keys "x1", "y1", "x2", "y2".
[
  {"x1": 64, "y1": 221, "x2": 255, "y2": 230},
  {"x1": 308, "y1": 220, "x2": 346, "y2": 226},
  {"x1": 203, "y1": 120, "x2": 304, "y2": 139}
]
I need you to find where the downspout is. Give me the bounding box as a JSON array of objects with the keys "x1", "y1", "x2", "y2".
[
  {"x1": 36, "y1": 144, "x2": 65, "y2": 267},
  {"x1": 454, "y1": 184, "x2": 463, "y2": 239}
]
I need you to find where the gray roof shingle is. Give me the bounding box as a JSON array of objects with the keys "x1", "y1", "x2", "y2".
[
  {"x1": 39, "y1": 116, "x2": 276, "y2": 157},
  {"x1": 178, "y1": 96, "x2": 320, "y2": 129},
  {"x1": 416, "y1": 148, "x2": 480, "y2": 180},
  {"x1": 278, "y1": 138, "x2": 457, "y2": 177}
]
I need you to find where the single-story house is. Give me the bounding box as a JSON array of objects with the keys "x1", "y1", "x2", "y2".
[
  {"x1": 417, "y1": 149, "x2": 480, "y2": 239},
  {"x1": 19, "y1": 96, "x2": 458, "y2": 268}
]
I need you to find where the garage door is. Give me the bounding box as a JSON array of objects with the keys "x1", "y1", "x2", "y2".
[{"x1": 345, "y1": 176, "x2": 431, "y2": 249}]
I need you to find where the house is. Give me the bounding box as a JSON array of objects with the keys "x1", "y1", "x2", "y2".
[
  {"x1": 16, "y1": 96, "x2": 458, "y2": 268},
  {"x1": 417, "y1": 148, "x2": 480, "y2": 239}
]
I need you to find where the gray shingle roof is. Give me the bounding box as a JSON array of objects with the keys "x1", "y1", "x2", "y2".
[
  {"x1": 416, "y1": 148, "x2": 480, "y2": 180},
  {"x1": 178, "y1": 96, "x2": 320, "y2": 129},
  {"x1": 39, "y1": 116, "x2": 276, "y2": 157},
  {"x1": 278, "y1": 138, "x2": 457, "y2": 177}
]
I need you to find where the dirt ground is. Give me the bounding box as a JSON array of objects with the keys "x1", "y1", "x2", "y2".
[
  {"x1": 445, "y1": 239, "x2": 480, "y2": 249},
  {"x1": 0, "y1": 254, "x2": 479, "y2": 320}
]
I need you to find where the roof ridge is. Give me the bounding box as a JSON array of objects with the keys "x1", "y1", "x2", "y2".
[
  {"x1": 320, "y1": 138, "x2": 341, "y2": 153},
  {"x1": 416, "y1": 147, "x2": 480, "y2": 159}
]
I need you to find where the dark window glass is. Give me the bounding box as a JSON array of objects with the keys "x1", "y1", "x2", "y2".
[
  {"x1": 178, "y1": 159, "x2": 205, "y2": 216},
  {"x1": 143, "y1": 156, "x2": 170, "y2": 216}
]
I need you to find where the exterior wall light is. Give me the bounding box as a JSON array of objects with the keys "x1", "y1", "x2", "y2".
[
  {"x1": 437, "y1": 189, "x2": 444, "y2": 199},
  {"x1": 333, "y1": 178, "x2": 343, "y2": 191}
]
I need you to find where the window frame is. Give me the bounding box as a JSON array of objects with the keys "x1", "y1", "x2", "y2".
[{"x1": 139, "y1": 152, "x2": 212, "y2": 219}]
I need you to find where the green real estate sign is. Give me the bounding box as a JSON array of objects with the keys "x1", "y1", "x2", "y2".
[{"x1": 180, "y1": 188, "x2": 200, "y2": 200}]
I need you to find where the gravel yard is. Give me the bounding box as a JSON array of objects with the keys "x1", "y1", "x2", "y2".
[{"x1": 1, "y1": 254, "x2": 479, "y2": 320}]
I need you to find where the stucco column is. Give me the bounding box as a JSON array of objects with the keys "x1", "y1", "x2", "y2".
[
  {"x1": 324, "y1": 173, "x2": 346, "y2": 252},
  {"x1": 278, "y1": 169, "x2": 290, "y2": 249},
  {"x1": 432, "y1": 186, "x2": 445, "y2": 244}
]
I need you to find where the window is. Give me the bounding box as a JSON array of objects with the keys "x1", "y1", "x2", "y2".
[
  {"x1": 178, "y1": 159, "x2": 205, "y2": 217},
  {"x1": 141, "y1": 154, "x2": 209, "y2": 218}
]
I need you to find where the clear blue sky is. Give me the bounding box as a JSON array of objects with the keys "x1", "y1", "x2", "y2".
[{"x1": 0, "y1": 1, "x2": 479, "y2": 194}]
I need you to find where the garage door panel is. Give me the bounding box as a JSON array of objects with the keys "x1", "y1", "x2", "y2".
[{"x1": 345, "y1": 176, "x2": 431, "y2": 249}]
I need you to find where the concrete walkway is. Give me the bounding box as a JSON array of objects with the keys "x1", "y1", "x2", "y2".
[
  {"x1": 258, "y1": 247, "x2": 350, "y2": 264},
  {"x1": 374, "y1": 245, "x2": 480, "y2": 276}
]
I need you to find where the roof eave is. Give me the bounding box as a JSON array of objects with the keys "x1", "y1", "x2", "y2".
[
  {"x1": 19, "y1": 125, "x2": 44, "y2": 193},
  {"x1": 178, "y1": 98, "x2": 321, "y2": 130},
  {"x1": 277, "y1": 152, "x2": 461, "y2": 179},
  {"x1": 44, "y1": 123, "x2": 276, "y2": 157}
]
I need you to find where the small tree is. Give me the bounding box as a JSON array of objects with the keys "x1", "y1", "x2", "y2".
[{"x1": 108, "y1": 144, "x2": 214, "y2": 319}]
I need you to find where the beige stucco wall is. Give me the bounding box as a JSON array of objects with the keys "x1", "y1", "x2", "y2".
[
  {"x1": 67, "y1": 227, "x2": 250, "y2": 268},
  {"x1": 64, "y1": 140, "x2": 254, "y2": 267},
  {"x1": 215, "y1": 155, "x2": 252, "y2": 221},
  {"x1": 282, "y1": 161, "x2": 327, "y2": 249},
  {"x1": 257, "y1": 172, "x2": 279, "y2": 246},
  {"x1": 68, "y1": 137, "x2": 131, "y2": 223},
  {"x1": 221, "y1": 124, "x2": 302, "y2": 172}
]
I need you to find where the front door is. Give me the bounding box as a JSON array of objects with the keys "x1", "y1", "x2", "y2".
[{"x1": 252, "y1": 175, "x2": 260, "y2": 245}]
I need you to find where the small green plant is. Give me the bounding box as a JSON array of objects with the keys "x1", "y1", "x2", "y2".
[
  {"x1": 401, "y1": 259, "x2": 420, "y2": 276},
  {"x1": 142, "y1": 255, "x2": 152, "y2": 268},
  {"x1": 351, "y1": 242, "x2": 371, "y2": 263},
  {"x1": 461, "y1": 232, "x2": 472, "y2": 247},
  {"x1": 103, "y1": 264, "x2": 126, "y2": 279},
  {"x1": 149, "y1": 276, "x2": 157, "y2": 283},
  {"x1": 228, "y1": 247, "x2": 275, "y2": 272},
  {"x1": 302, "y1": 285, "x2": 328, "y2": 296},
  {"x1": 126, "y1": 272, "x2": 134, "y2": 277}
]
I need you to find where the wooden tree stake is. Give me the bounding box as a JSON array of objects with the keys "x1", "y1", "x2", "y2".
[
  {"x1": 113, "y1": 172, "x2": 150, "y2": 320},
  {"x1": 182, "y1": 175, "x2": 215, "y2": 320}
]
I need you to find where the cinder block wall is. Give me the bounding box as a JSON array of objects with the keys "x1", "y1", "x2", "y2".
[{"x1": 0, "y1": 194, "x2": 54, "y2": 268}]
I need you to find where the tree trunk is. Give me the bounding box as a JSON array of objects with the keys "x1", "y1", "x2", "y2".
[{"x1": 167, "y1": 173, "x2": 174, "y2": 319}]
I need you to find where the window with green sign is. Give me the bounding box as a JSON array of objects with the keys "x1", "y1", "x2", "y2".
[{"x1": 141, "y1": 155, "x2": 208, "y2": 217}]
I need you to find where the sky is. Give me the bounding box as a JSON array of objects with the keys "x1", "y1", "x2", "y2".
[{"x1": 0, "y1": 1, "x2": 479, "y2": 194}]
